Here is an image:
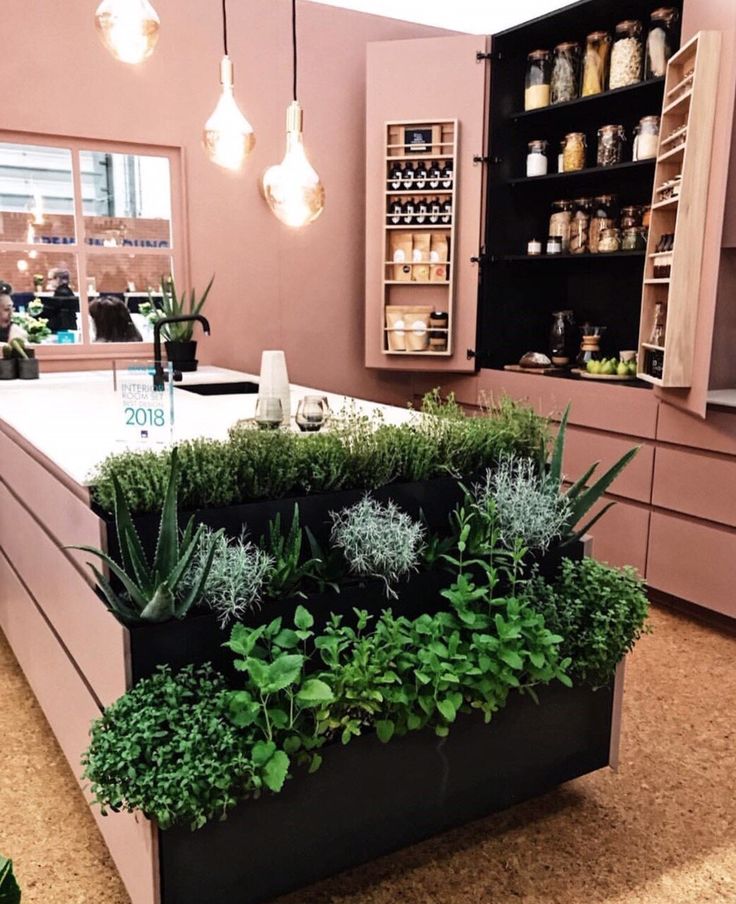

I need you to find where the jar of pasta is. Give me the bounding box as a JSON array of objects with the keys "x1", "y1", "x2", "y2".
[
  {"x1": 562, "y1": 132, "x2": 586, "y2": 172},
  {"x1": 550, "y1": 41, "x2": 581, "y2": 104},
  {"x1": 610, "y1": 20, "x2": 643, "y2": 89},
  {"x1": 582, "y1": 31, "x2": 611, "y2": 96},
  {"x1": 598, "y1": 227, "x2": 621, "y2": 253},
  {"x1": 570, "y1": 198, "x2": 591, "y2": 254}
]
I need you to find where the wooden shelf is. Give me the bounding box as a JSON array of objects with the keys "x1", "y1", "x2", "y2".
[
  {"x1": 663, "y1": 90, "x2": 693, "y2": 115},
  {"x1": 384, "y1": 154, "x2": 454, "y2": 162},
  {"x1": 501, "y1": 251, "x2": 646, "y2": 262},
  {"x1": 508, "y1": 159, "x2": 655, "y2": 186},
  {"x1": 385, "y1": 188, "x2": 453, "y2": 195},
  {"x1": 385, "y1": 223, "x2": 452, "y2": 230},
  {"x1": 384, "y1": 260, "x2": 450, "y2": 265},
  {"x1": 384, "y1": 280, "x2": 450, "y2": 285},
  {"x1": 652, "y1": 196, "x2": 679, "y2": 210},
  {"x1": 657, "y1": 144, "x2": 686, "y2": 163},
  {"x1": 510, "y1": 77, "x2": 665, "y2": 121},
  {"x1": 637, "y1": 31, "x2": 722, "y2": 389},
  {"x1": 384, "y1": 349, "x2": 452, "y2": 356}
]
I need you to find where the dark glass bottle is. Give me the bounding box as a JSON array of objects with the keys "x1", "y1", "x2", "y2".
[
  {"x1": 429, "y1": 198, "x2": 441, "y2": 224},
  {"x1": 440, "y1": 199, "x2": 452, "y2": 224},
  {"x1": 415, "y1": 199, "x2": 428, "y2": 225},
  {"x1": 401, "y1": 162, "x2": 415, "y2": 190},
  {"x1": 388, "y1": 199, "x2": 402, "y2": 225},
  {"x1": 428, "y1": 160, "x2": 442, "y2": 190},
  {"x1": 402, "y1": 199, "x2": 415, "y2": 225},
  {"x1": 388, "y1": 161, "x2": 403, "y2": 191},
  {"x1": 440, "y1": 160, "x2": 454, "y2": 189},
  {"x1": 549, "y1": 310, "x2": 575, "y2": 366},
  {"x1": 414, "y1": 162, "x2": 428, "y2": 190}
]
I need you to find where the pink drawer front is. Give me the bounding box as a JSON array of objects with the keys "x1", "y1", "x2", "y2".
[
  {"x1": 584, "y1": 496, "x2": 650, "y2": 576},
  {"x1": 647, "y1": 512, "x2": 736, "y2": 617},
  {"x1": 652, "y1": 446, "x2": 736, "y2": 527},
  {"x1": 561, "y1": 426, "x2": 653, "y2": 504},
  {"x1": 657, "y1": 404, "x2": 736, "y2": 456}
]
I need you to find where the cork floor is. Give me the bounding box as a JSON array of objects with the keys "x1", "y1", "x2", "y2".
[{"x1": 1, "y1": 604, "x2": 735, "y2": 904}]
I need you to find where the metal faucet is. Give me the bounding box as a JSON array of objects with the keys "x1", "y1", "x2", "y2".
[{"x1": 153, "y1": 315, "x2": 211, "y2": 389}]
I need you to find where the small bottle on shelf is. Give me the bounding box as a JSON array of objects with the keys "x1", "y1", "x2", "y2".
[
  {"x1": 388, "y1": 161, "x2": 403, "y2": 191},
  {"x1": 428, "y1": 160, "x2": 442, "y2": 190},
  {"x1": 402, "y1": 199, "x2": 415, "y2": 225},
  {"x1": 414, "y1": 162, "x2": 428, "y2": 190},
  {"x1": 440, "y1": 160, "x2": 454, "y2": 189},
  {"x1": 388, "y1": 199, "x2": 403, "y2": 225},
  {"x1": 440, "y1": 199, "x2": 452, "y2": 225},
  {"x1": 401, "y1": 162, "x2": 415, "y2": 190},
  {"x1": 415, "y1": 199, "x2": 428, "y2": 225},
  {"x1": 429, "y1": 198, "x2": 441, "y2": 224},
  {"x1": 649, "y1": 301, "x2": 667, "y2": 346}
]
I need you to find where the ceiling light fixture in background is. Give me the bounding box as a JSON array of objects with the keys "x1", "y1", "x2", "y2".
[
  {"x1": 203, "y1": 0, "x2": 256, "y2": 171},
  {"x1": 94, "y1": 0, "x2": 161, "y2": 64},
  {"x1": 262, "y1": 0, "x2": 325, "y2": 227}
]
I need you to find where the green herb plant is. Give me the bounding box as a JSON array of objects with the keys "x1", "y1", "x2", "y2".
[
  {"x1": 71, "y1": 448, "x2": 221, "y2": 624},
  {"x1": 527, "y1": 557, "x2": 650, "y2": 687},
  {"x1": 260, "y1": 507, "x2": 322, "y2": 600},
  {"x1": 0, "y1": 854, "x2": 21, "y2": 904}
]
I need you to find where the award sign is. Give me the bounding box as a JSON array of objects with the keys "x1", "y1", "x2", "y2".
[{"x1": 118, "y1": 362, "x2": 174, "y2": 444}]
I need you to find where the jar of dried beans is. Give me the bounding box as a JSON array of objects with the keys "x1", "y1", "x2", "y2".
[{"x1": 610, "y1": 20, "x2": 643, "y2": 89}]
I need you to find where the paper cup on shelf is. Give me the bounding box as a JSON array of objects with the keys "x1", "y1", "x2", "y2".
[{"x1": 258, "y1": 350, "x2": 291, "y2": 421}]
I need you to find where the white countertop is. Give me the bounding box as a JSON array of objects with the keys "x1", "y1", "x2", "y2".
[{"x1": 0, "y1": 366, "x2": 415, "y2": 487}]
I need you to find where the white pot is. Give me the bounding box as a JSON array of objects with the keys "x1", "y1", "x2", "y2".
[{"x1": 258, "y1": 350, "x2": 291, "y2": 423}]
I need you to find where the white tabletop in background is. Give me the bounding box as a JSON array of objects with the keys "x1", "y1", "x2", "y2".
[{"x1": 0, "y1": 366, "x2": 416, "y2": 488}]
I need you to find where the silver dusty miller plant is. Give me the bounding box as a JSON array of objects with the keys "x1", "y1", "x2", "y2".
[
  {"x1": 186, "y1": 528, "x2": 273, "y2": 626},
  {"x1": 330, "y1": 496, "x2": 426, "y2": 596},
  {"x1": 477, "y1": 456, "x2": 572, "y2": 553}
]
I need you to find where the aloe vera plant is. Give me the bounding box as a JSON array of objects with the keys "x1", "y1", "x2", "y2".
[
  {"x1": 0, "y1": 855, "x2": 21, "y2": 904},
  {"x1": 155, "y1": 274, "x2": 214, "y2": 342},
  {"x1": 72, "y1": 448, "x2": 220, "y2": 624},
  {"x1": 547, "y1": 405, "x2": 640, "y2": 546}
]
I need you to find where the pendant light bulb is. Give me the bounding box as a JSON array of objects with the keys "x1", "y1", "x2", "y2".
[
  {"x1": 203, "y1": 56, "x2": 256, "y2": 171},
  {"x1": 262, "y1": 101, "x2": 325, "y2": 228},
  {"x1": 94, "y1": 0, "x2": 160, "y2": 65}
]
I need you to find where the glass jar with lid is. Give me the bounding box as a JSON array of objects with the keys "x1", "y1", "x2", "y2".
[
  {"x1": 562, "y1": 132, "x2": 586, "y2": 172},
  {"x1": 609, "y1": 20, "x2": 643, "y2": 89},
  {"x1": 549, "y1": 199, "x2": 573, "y2": 252},
  {"x1": 646, "y1": 8, "x2": 680, "y2": 78},
  {"x1": 620, "y1": 205, "x2": 642, "y2": 230},
  {"x1": 582, "y1": 31, "x2": 612, "y2": 96},
  {"x1": 598, "y1": 227, "x2": 621, "y2": 253},
  {"x1": 550, "y1": 41, "x2": 581, "y2": 104},
  {"x1": 633, "y1": 115, "x2": 660, "y2": 160},
  {"x1": 570, "y1": 198, "x2": 591, "y2": 254},
  {"x1": 597, "y1": 124, "x2": 626, "y2": 167},
  {"x1": 622, "y1": 226, "x2": 647, "y2": 251},
  {"x1": 526, "y1": 139, "x2": 549, "y2": 177},
  {"x1": 589, "y1": 194, "x2": 617, "y2": 253},
  {"x1": 525, "y1": 50, "x2": 551, "y2": 110}
]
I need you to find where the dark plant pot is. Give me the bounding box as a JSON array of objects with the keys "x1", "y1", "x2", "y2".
[
  {"x1": 0, "y1": 359, "x2": 17, "y2": 379},
  {"x1": 157, "y1": 681, "x2": 615, "y2": 904},
  {"x1": 165, "y1": 340, "x2": 198, "y2": 372},
  {"x1": 125, "y1": 570, "x2": 450, "y2": 685},
  {"x1": 18, "y1": 358, "x2": 39, "y2": 379}
]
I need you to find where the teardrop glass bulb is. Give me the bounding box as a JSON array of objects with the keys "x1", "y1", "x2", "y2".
[
  {"x1": 262, "y1": 102, "x2": 325, "y2": 228},
  {"x1": 95, "y1": 0, "x2": 160, "y2": 65},
  {"x1": 203, "y1": 56, "x2": 256, "y2": 171}
]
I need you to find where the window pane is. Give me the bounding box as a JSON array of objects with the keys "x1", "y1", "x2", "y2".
[
  {"x1": 86, "y1": 253, "x2": 172, "y2": 343},
  {"x1": 0, "y1": 143, "x2": 76, "y2": 244},
  {"x1": 81, "y1": 151, "x2": 172, "y2": 249},
  {"x1": 1, "y1": 249, "x2": 81, "y2": 343}
]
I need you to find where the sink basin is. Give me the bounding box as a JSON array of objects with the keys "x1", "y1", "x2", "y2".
[{"x1": 175, "y1": 381, "x2": 259, "y2": 396}]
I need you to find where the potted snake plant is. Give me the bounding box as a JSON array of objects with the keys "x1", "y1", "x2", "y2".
[
  {"x1": 3, "y1": 338, "x2": 38, "y2": 379},
  {"x1": 153, "y1": 274, "x2": 214, "y2": 373}
]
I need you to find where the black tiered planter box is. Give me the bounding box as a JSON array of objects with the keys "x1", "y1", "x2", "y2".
[{"x1": 157, "y1": 679, "x2": 614, "y2": 904}]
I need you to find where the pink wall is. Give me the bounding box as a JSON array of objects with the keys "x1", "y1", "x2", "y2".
[{"x1": 0, "y1": 0, "x2": 446, "y2": 403}]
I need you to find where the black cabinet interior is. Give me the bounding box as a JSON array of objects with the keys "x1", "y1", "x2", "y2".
[{"x1": 477, "y1": 0, "x2": 683, "y2": 377}]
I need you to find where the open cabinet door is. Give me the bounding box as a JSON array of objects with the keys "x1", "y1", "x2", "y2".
[
  {"x1": 365, "y1": 34, "x2": 489, "y2": 373},
  {"x1": 654, "y1": 4, "x2": 736, "y2": 417}
]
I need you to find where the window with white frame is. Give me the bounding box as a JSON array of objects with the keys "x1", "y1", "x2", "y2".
[{"x1": 0, "y1": 137, "x2": 180, "y2": 346}]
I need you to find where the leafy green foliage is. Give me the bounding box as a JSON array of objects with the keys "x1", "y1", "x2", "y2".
[
  {"x1": 260, "y1": 508, "x2": 322, "y2": 600},
  {"x1": 82, "y1": 665, "x2": 255, "y2": 830},
  {"x1": 330, "y1": 497, "x2": 425, "y2": 594},
  {"x1": 547, "y1": 405, "x2": 640, "y2": 545},
  {"x1": 72, "y1": 448, "x2": 221, "y2": 624},
  {"x1": 155, "y1": 273, "x2": 214, "y2": 342},
  {"x1": 527, "y1": 557, "x2": 650, "y2": 687},
  {"x1": 91, "y1": 393, "x2": 549, "y2": 514},
  {"x1": 0, "y1": 855, "x2": 21, "y2": 904}
]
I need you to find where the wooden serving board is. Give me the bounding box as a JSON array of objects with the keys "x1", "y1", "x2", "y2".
[
  {"x1": 572, "y1": 368, "x2": 636, "y2": 381},
  {"x1": 504, "y1": 364, "x2": 568, "y2": 375}
]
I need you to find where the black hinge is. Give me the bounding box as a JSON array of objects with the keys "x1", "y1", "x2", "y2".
[
  {"x1": 473, "y1": 154, "x2": 490, "y2": 165},
  {"x1": 476, "y1": 50, "x2": 501, "y2": 62},
  {"x1": 470, "y1": 250, "x2": 490, "y2": 266},
  {"x1": 467, "y1": 348, "x2": 476, "y2": 360}
]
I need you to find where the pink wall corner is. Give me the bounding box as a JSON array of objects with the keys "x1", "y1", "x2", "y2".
[{"x1": 1, "y1": 0, "x2": 452, "y2": 405}]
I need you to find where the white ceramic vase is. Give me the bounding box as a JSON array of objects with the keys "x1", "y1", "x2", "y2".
[{"x1": 258, "y1": 350, "x2": 291, "y2": 423}]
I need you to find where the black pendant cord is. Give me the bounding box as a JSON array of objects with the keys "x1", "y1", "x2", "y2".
[
  {"x1": 222, "y1": 0, "x2": 229, "y2": 56},
  {"x1": 292, "y1": 0, "x2": 298, "y2": 101}
]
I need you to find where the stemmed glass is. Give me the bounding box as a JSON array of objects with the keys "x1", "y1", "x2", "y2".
[
  {"x1": 295, "y1": 395, "x2": 327, "y2": 432},
  {"x1": 254, "y1": 396, "x2": 283, "y2": 430}
]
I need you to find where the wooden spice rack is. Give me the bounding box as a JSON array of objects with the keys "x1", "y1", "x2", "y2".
[
  {"x1": 637, "y1": 31, "x2": 721, "y2": 387},
  {"x1": 382, "y1": 119, "x2": 458, "y2": 356}
]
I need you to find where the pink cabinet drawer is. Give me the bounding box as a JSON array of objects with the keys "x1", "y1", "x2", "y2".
[
  {"x1": 652, "y1": 446, "x2": 736, "y2": 527},
  {"x1": 562, "y1": 427, "x2": 653, "y2": 504},
  {"x1": 657, "y1": 404, "x2": 736, "y2": 456},
  {"x1": 584, "y1": 496, "x2": 650, "y2": 576},
  {"x1": 647, "y1": 512, "x2": 736, "y2": 617}
]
